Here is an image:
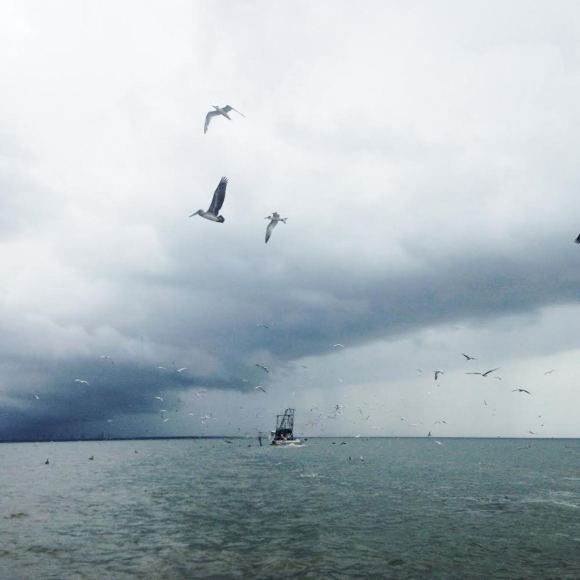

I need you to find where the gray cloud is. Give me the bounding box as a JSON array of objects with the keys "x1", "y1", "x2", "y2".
[{"x1": 1, "y1": 0, "x2": 580, "y2": 438}]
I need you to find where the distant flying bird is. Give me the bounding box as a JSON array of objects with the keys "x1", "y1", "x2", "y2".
[
  {"x1": 157, "y1": 366, "x2": 166, "y2": 370},
  {"x1": 255, "y1": 363, "x2": 270, "y2": 373},
  {"x1": 45, "y1": 459, "x2": 49, "y2": 465},
  {"x1": 89, "y1": 455, "x2": 94, "y2": 461},
  {"x1": 204, "y1": 105, "x2": 245, "y2": 134},
  {"x1": 177, "y1": 368, "x2": 187, "y2": 373},
  {"x1": 575, "y1": 233, "x2": 580, "y2": 244},
  {"x1": 257, "y1": 323, "x2": 270, "y2": 329},
  {"x1": 74, "y1": 379, "x2": 89, "y2": 385},
  {"x1": 33, "y1": 394, "x2": 40, "y2": 400},
  {"x1": 154, "y1": 396, "x2": 164, "y2": 402},
  {"x1": 513, "y1": 388, "x2": 532, "y2": 395},
  {"x1": 255, "y1": 386, "x2": 266, "y2": 393},
  {"x1": 462, "y1": 353, "x2": 476, "y2": 360},
  {"x1": 98, "y1": 354, "x2": 114, "y2": 364},
  {"x1": 544, "y1": 369, "x2": 555, "y2": 375},
  {"x1": 435, "y1": 440, "x2": 443, "y2": 445},
  {"x1": 264, "y1": 212, "x2": 287, "y2": 243},
  {"x1": 434, "y1": 370, "x2": 444, "y2": 381},
  {"x1": 333, "y1": 344, "x2": 345, "y2": 349},
  {"x1": 189, "y1": 177, "x2": 228, "y2": 223},
  {"x1": 466, "y1": 368, "x2": 499, "y2": 377}
]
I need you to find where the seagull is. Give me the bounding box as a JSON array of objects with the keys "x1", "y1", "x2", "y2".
[
  {"x1": 257, "y1": 323, "x2": 270, "y2": 329},
  {"x1": 189, "y1": 177, "x2": 228, "y2": 223},
  {"x1": 544, "y1": 369, "x2": 555, "y2": 375},
  {"x1": 176, "y1": 368, "x2": 187, "y2": 373},
  {"x1": 434, "y1": 370, "x2": 444, "y2": 381},
  {"x1": 154, "y1": 396, "x2": 164, "y2": 402},
  {"x1": 513, "y1": 388, "x2": 532, "y2": 395},
  {"x1": 264, "y1": 212, "x2": 287, "y2": 243},
  {"x1": 466, "y1": 368, "x2": 499, "y2": 377},
  {"x1": 204, "y1": 105, "x2": 245, "y2": 134},
  {"x1": 462, "y1": 353, "x2": 476, "y2": 360},
  {"x1": 33, "y1": 394, "x2": 40, "y2": 400},
  {"x1": 74, "y1": 379, "x2": 89, "y2": 385},
  {"x1": 255, "y1": 385, "x2": 267, "y2": 393},
  {"x1": 157, "y1": 366, "x2": 166, "y2": 370},
  {"x1": 98, "y1": 354, "x2": 114, "y2": 364},
  {"x1": 255, "y1": 363, "x2": 270, "y2": 373},
  {"x1": 333, "y1": 344, "x2": 345, "y2": 349}
]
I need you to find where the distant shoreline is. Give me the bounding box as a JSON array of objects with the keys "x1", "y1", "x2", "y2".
[{"x1": 0, "y1": 435, "x2": 578, "y2": 444}]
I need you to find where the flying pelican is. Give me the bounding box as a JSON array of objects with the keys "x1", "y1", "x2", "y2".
[
  {"x1": 74, "y1": 379, "x2": 89, "y2": 385},
  {"x1": 513, "y1": 388, "x2": 532, "y2": 395},
  {"x1": 204, "y1": 105, "x2": 245, "y2": 134},
  {"x1": 434, "y1": 370, "x2": 444, "y2": 381},
  {"x1": 255, "y1": 363, "x2": 270, "y2": 373},
  {"x1": 466, "y1": 368, "x2": 499, "y2": 377},
  {"x1": 264, "y1": 212, "x2": 287, "y2": 243},
  {"x1": 255, "y1": 385, "x2": 267, "y2": 393},
  {"x1": 462, "y1": 353, "x2": 476, "y2": 360},
  {"x1": 189, "y1": 177, "x2": 228, "y2": 223}
]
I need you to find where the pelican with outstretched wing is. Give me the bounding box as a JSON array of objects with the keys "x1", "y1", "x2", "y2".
[
  {"x1": 204, "y1": 105, "x2": 245, "y2": 134},
  {"x1": 189, "y1": 177, "x2": 228, "y2": 223},
  {"x1": 264, "y1": 212, "x2": 287, "y2": 243}
]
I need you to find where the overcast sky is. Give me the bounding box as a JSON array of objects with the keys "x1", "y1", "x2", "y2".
[{"x1": 1, "y1": 0, "x2": 580, "y2": 440}]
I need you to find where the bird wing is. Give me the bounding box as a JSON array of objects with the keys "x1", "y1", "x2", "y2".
[
  {"x1": 223, "y1": 105, "x2": 245, "y2": 117},
  {"x1": 208, "y1": 177, "x2": 228, "y2": 215},
  {"x1": 482, "y1": 368, "x2": 499, "y2": 376},
  {"x1": 265, "y1": 219, "x2": 277, "y2": 243},
  {"x1": 204, "y1": 110, "x2": 220, "y2": 133}
]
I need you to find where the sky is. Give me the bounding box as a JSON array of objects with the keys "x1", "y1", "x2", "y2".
[{"x1": 1, "y1": 0, "x2": 580, "y2": 440}]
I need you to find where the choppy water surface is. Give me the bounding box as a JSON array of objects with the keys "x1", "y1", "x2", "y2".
[{"x1": 1, "y1": 438, "x2": 579, "y2": 579}]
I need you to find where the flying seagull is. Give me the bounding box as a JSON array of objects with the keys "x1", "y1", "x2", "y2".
[
  {"x1": 544, "y1": 369, "x2": 555, "y2": 375},
  {"x1": 255, "y1": 385, "x2": 267, "y2": 393},
  {"x1": 333, "y1": 344, "x2": 345, "y2": 349},
  {"x1": 512, "y1": 388, "x2": 532, "y2": 395},
  {"x1": 74, "y1": 379, "x2": 89, "y2": 385},
  {"x1": 264, "y1": 212, "x2": 287, "y2": 243},
  {"x1": 434, "y1": 370, "x2": 444, "y2": 381},
  {"x1": 462, "y1": 353, "x2": 476, "y2": 360},
  {"x1": 204, "y1": 105, "x2": 245, "y2": 134},
  {"x1": 255, "y1": 363, "x2": 270, "y2": 373},
  {"x1": 466, "y1": 368, "x2": 499, "y2": 377},
  {"x1": 189, "y1": 177, "x2": 228, "y2": 223},
  {"x1": 176, "y1": 368, "x2": 187, "y2": 373},
  {"x1": 154, "y1": 396, "x2": 164, "y2": 402}
]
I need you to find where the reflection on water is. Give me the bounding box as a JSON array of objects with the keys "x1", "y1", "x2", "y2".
[{"x1": 1, "y1": 438, "x2": 579, "y2": 578}]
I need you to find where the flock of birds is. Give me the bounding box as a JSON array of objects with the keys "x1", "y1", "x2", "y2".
[
  {"x1": 192, "y1": 105, "x2": 288, "y2": 244},
  {"x1": 33, "y1": 102, "x2": 567, "y2": 450}
]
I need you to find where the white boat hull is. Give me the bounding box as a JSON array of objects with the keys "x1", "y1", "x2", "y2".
[{"x1": 271, "y1": 439, "x2": 304, "y2": 447}]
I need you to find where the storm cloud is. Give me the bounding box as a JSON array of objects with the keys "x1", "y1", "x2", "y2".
[{"x1": 1, "y1": 0, "x2": 580, "y2": 439}]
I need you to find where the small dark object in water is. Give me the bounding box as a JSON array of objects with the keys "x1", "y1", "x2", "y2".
[
  {"x1": 44, "y1": 459, "x2": 49, "y2": 465},
  {"x1": 89, "y1": 455, "x2": 94, "y2": 460}
]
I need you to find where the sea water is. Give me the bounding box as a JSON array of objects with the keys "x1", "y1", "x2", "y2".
[{"x1": 1, "y1": 438, "x2": 579, "y2": 578}]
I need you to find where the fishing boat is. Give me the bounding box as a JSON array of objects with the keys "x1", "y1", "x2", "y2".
[{"x1": 271, "y1": 408, "x2": 304, "y2": 446}]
